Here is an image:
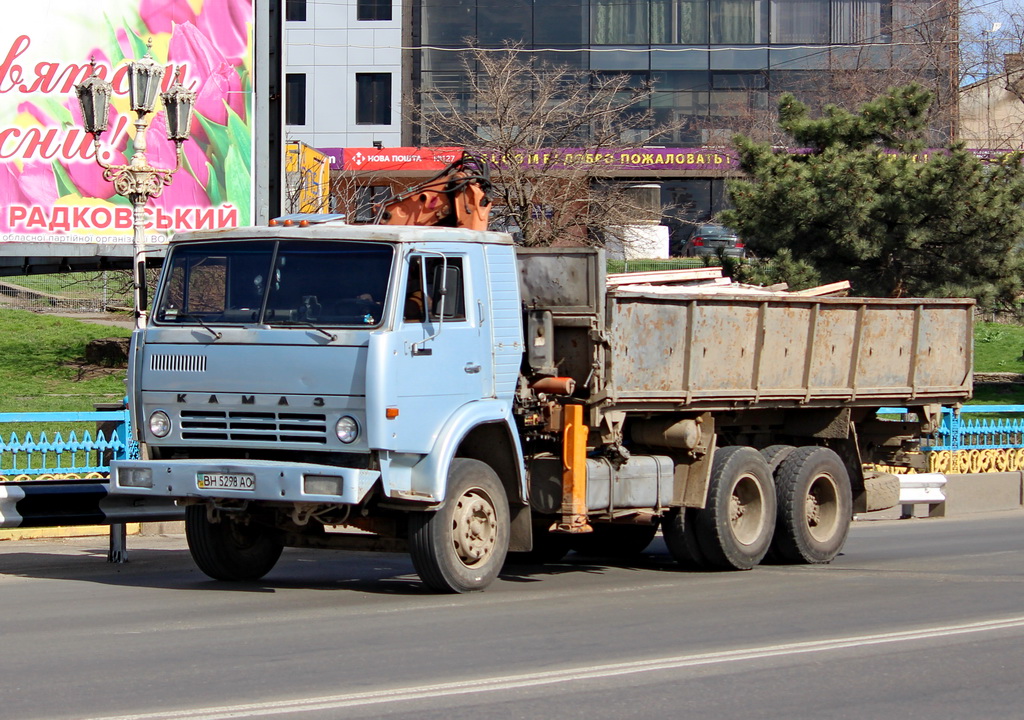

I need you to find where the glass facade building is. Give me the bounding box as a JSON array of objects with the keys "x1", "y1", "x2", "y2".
[
  {"x1": 414, "y1": 0, "x2": 951, "y2": 146},
  {"x1": 410, "y1": 0, "x2": 955, "y2": 220}
]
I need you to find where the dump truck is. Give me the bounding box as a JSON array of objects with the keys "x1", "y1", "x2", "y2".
[{"x1": 110, "y1": 157, "x2": 973, "y2": 592}]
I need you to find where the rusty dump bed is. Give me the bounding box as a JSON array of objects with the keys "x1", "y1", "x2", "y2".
[
  {"x1": 514, "y1": 248, "x2": 973, "y2": 413},
  {"x1": 604, "y1": 288, "x2": 974, "y2": 410}
]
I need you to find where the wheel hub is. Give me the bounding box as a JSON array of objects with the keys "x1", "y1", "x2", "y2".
[
  {"x1": 729, "y1": 473, "x2": 765, "y2": 546},
  {"x1": 805, "y1": 492, "x2": 822, "y2": 527},
  {"x1": 805, "y1": 474, "x2": 840, "y2": 542},
  {"x1": 452, "y1": 489, "x2": 497, "y2": 566}
]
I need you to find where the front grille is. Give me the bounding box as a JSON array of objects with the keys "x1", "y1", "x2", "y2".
[{"x1": 180, "y1": 410, "x2": 329, "y2": 444}]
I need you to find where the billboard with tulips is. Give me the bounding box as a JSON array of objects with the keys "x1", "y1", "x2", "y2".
[{"x1": 0, "y1": 0, "x2": 253, "y2": 244}]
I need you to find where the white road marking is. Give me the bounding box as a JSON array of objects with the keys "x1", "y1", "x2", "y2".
[{"x1": 81, "y1": 615, "x2": 1024, "y2": 720}]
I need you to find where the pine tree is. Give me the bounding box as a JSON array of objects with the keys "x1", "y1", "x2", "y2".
[{"x1": 720, "y1": 84, "x2": 1024, "y2": 310}]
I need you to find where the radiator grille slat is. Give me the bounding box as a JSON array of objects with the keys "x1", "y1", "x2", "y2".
[{"x1": 179, "y1": 411, "x2": 328, "y2": 444}]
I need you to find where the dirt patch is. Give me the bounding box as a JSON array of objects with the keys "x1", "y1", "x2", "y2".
[
  {"x1": 85, "y1": 337, "x2": 130, "y2": 367},
  {"x1": 974, "y1": 372, "x2": 1024, "y2": 384}
]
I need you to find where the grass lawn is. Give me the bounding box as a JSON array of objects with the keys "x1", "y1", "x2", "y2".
[
  {"x1": 970, "y1": 322, "x2": 1024, "y2": 406},
  {"x1": 973, "y1": 322, "x2": 1024, "y2": 374},
  {"x1": 0, "y1": 309, "x2": 133, "y2": 476},
  {"x1": 0, "y1": 308, "x2": 131, "y2": 413}
]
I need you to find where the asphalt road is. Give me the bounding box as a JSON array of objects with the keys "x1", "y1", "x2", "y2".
[{"x1": 1, "y1": 512, "x2": 1022, "y2": 720}]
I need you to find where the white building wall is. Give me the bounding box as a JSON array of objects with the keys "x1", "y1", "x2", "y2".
[{"x1": 285, "y1": 0, "x2": 403, "y2": 150}]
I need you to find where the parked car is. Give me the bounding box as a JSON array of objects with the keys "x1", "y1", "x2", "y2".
[{"x1": 678, "y1": 223, "x2": 747, "y2": 258}]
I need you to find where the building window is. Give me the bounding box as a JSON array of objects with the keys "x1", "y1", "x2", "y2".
[
  {"x1": 286, "y1": 73, "x2": 307, "y2": 126},
  {"x1": 831, "y1": 0, "x2": 892, "y2": 42},
  {"x1": 286, "y1": 0, "x2": 307, "y2": 22},
  {"x1": 358, "y1": 0, "x2": 392, "y2": 21},
  {"x1": 534, "y1": 2, "x2": 586, "y2": 45},
  {"x1": 652, "y1": 0, "x2": 710, "y2": 44},
  {"x1": 356, "y1": 73, "x2": 392, "y2": 125},
  {"x1": 480, "y1": 0, "x2": 530, "y2": 43},
  {"x1": 770, "y1": 0, "x2": 828, "y2": 43},
  {"x1": 592, "y1": 0, "x2": 650, "y2": 44},
  {"x1": 710, "y1": 0, "x2": 769, "y2": 44},
  {"x1": 422, "y1": 0, "x2": 475, "y2": 44}
]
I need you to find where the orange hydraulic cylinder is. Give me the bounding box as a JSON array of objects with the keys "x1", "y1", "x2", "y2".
[
  {"x1": 528, "y1": 376, "x2": 576, "y2": 395},
  {"x1": 555, "y1": 403, "x2": 592, "y2": 534}
]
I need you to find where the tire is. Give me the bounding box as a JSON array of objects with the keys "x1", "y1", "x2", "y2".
[
  {"x1": 185, "y1": 505, "x2": 284, "y2": 581},
  {"x1": 694, "y1": 446, "x2": 776, "y2": 570},
  {"x1": 758, "y1": 445, "x2": 795, "y2": 563},
  {"x1": 570, "y1": 522, "x2": 658, "y2": 559},
  {"x1": 409, "y1": 458, "x2": 510, "y2": 593},
  {"x1": 771, "y1": 446, "x2": 852, "y2": 564},
  {"x1": 760, "y1": 444, "x2": 796, "y2": 474},
  {"x1": 662, "y1": 506, "x2": 708, "y2": 568}
]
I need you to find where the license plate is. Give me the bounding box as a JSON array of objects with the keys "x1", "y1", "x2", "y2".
[{"x1": 197, "y1": 473, "x2": 256, "y2": 491}]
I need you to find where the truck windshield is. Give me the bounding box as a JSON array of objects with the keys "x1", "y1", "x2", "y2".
[{"x1": 155, "y1": 239, "x2": 394, "y2": 327}]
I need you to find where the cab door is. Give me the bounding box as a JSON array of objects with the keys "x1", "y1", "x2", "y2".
[{"x1": 371, "y1": 248, "x2": 490, "y2": 454}]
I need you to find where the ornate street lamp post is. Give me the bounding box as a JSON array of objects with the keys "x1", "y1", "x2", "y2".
[{"x1": 75, "y1": 42, "x2": 195, "y2": 328}]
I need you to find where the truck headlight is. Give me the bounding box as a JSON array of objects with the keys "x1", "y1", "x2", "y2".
[
  {"x1": 335, "y1": 416, "x2": 359, "y2": 443},
  {"x1": 149, "y1": 410, "x2": 171, "y2": 438}
]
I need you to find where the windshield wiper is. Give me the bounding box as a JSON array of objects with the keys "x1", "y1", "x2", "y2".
[
  {"x1": 281, "y1": 321, "x2": 337, "y2": 342},
  {"x1": 172, "y1": 313, "x2": 223, "y2": 340}
]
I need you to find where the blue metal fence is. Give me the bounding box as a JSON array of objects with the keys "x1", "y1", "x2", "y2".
[
  {"x1": 881, "y1": 405, "x2": 1024, "y2": 453},
  {"x1": 0, "y1": 410, "x2": 132, "y2": 479},
  {"x1": 0, "y1": 409, "x2": 177, "y2": 555}
]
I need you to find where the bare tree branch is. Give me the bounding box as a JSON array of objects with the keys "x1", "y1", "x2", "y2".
[{"x1": 407, "y1": 43, "x2": 686, "y2": 247}]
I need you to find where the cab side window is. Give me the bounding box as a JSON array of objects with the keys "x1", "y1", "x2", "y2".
[{"x1": 403, "y1": 255, "x2": 466, "y2": 323}]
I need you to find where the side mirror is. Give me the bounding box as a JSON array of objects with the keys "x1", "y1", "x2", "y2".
[{"x1": 432, "y1": 264, "x2": 461, "y2": 320}]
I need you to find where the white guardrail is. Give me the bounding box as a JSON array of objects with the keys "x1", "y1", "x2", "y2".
[{"x1": 898, "y1": 473, "x2": 947, "y2": 516}]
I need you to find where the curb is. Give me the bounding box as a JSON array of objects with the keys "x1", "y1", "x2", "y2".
[{"x1": 0, "y1": 523, "x2": 140, "y2": 542}]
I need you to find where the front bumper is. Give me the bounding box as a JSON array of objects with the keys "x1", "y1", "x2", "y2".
[{"x1": 109, "y1": 458, "x2": 381, "y2": 505}]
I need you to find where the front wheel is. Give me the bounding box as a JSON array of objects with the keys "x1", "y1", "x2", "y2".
[
  {"x1": 409, "y1": 459, "x2": 510, "y2": 593},
  {"x1": 185, "y1": 505, "x2": 284, "y2": 581}
]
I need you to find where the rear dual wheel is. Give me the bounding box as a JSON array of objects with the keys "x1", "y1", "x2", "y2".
[
  {"x1": 770, "y1": 446, "x2": 852, "y2": 564},
  {"x1": 662, "y1": 506, "x2": 706, "y2": 568},
  {"x1": 665, "y1": 446, "x2": 776, "y2": 570}
]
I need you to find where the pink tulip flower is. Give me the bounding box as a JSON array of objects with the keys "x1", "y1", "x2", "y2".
[
  {"x1": 140, "y1": 0, "x2": 198, "y2": 35},
  {"x1": 168, "y1": 22, "x2": 245, "y2": 126},
  {"x1": 144, "y1": 111, "x2": 213, "y2": 213},
  {"x1": 0, "y1": 161, "x2": 58, "y2": 232},
  {"x1": 197, "y1": 0, "x2": 252, "y2": 65}
]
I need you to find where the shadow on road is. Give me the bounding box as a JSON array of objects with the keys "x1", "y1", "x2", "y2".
[{"x1": 0, "y1": 535, "x2": 720, "y2": 595}]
